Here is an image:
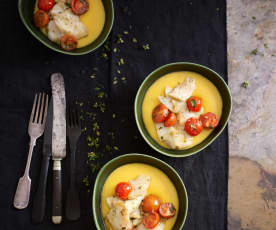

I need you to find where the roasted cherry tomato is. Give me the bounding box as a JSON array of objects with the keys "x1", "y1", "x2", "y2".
[
  {"x1": 115, "y1": 182, "x2": 132, "y2": 200},
  {"x1": 159, "y1": 203, "x2": 176, "y2": 218},
  {"x1": 38, "y1": 0, "x2": 55, "y2": 11},
  {"x1": 142, "y1": 212, "x2": 160, "y2": 229},
  {"x1": 185, "y1": 117, "x2": 203, "y2": 136},
  {"x1": 142, "y1": 195, "x2": 161, "y2": 213},
  {"x1": 164, "y1": 112, "x2": 177, "y2": 127},
  {"x1": 200, "y1": 112, "x2": 219, "y2": 128},
  {"x1": 70, "y1": 0, "x2": 89, "y2": 15},
  {"x1": 61, "y1": 34, "x2": 78, "y2": 51},
  {"x1": 152, "y1": 104, "x2": 169, "y2": 123},
  {"x1": 34, "y1": 10, "x2": 49, "y2": 28},
  {"x1": 186, "y1": 96, "x2": 202, "y2": 112}
]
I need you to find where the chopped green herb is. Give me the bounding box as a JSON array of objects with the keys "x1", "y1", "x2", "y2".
[
  {"x1": 117, "y1": 37, "x2": 124, "y2": 44},
  {"x1": 242, "y1": 80, "x2": 250, "y2": 88},
  {"x1": 113, "y1": 80, "x2": 118, "y2": 85},
  {"x1": 65, "y1": 2, "x2": 71, "y2": 8},
  {"x1": 113, "y1": 48, "x2": 118, "y2": 53},
  {"x1": 112, "y1": 113, "x2": 116, "y2": 118},
  {"x1": 132, "y1": 38, "x2": 138, "y2": 43},
  {"x1": 90, "y1": 74, "x2": 96, "y2": 79},
  {"x1": 117, "y1": 69, "x2": 121, "y2": 74},
  {"x1": 264, "y1": 44, "x2": 268, "y2": 48},
  {"x1": 142, "y1": 44, "x2": 150, "y2": 50},
  {"x1": 250, "y1": 48, "x2": 258, "y2": 55},
  {"x1": 114, "y1": 146, "x2": 119, "y2": 150},
  {"x1": 102, "y1": 53, "x2": 108, "y2": 59},
  {"x1": 216, "y1": 8, "x2": 220, "y2": 11},
  {"x1": 82, "y1": 176, "x2": 90, "y2": 187},
  {"x1": 252, "y1": 16, "x2": 256, "y2": 20},
  {"x1": 123, "y1": 31, "x2": 129, "y2": 35}
]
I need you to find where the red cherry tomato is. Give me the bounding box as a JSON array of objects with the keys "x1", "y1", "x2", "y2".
[
  {"x1": 152, "y1": 104, "x2": 169, "y2": 123},
  {"x1": 34, "y1": 10, "x2": 49, "y2": 28},
  {"x1": 142, "y1": 212, "x2": 160, "y2": 229},
  {"x1": 159, "y1": 203, "x2": 176, "y2": 218},
  {"x1": 185, "y1": 117, "x2": 203, "y2": 136},
  {"x1": 70, "y1": 0, "x2": 89, "y2": 15},
  {"x1": 142, "y1": 195, "x2": 161, "y2": 213},
  {"x1": 164, "y1": 112, "x2": 177, "y2": 127},
  {"x1": 61, "y1": 34, "x2": 78, "y2": 51},
  {"x1": 115, "y1": 182, "x2": 132, "y2": 200},
  {"x1": 186, "y1": 96, "x2": 202, "y2": 112},
  {"x1": 200, "y1": 112, "x2": 219, "y2": 128},
  {"x1": 38, "y1": 0, "x2": 55, "y2": 11}
]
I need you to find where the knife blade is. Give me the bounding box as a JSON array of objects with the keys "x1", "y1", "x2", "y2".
[
  {"x1": 51, "y1": 73, "x2": 66, "y2": 224},
  {"x1": 32, "y1": 99, "x2": 53, "y2": 223}
]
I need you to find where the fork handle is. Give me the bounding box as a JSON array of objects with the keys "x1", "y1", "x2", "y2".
[
  {"x1": 14, "y1": 138, "x2": 35, "y2": 209},
  {"x1": 52, "y1": 160, "x2": 62, "y2": 224},
  {"x1": 32, "y1": 155, "x2": 50, "y2": 223}
]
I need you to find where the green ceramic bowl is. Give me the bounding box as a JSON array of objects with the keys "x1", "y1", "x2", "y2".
[
  {"x1": 18, "y1": 0, "x2": 114, "y2": 55},
  {"x1": 93, "y1": 153, "x2": 188, "y2": 230},
  {"x1": 135, "y1": 62, "x2": 232, "y2": 157}
]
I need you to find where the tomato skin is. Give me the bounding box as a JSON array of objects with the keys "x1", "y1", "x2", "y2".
[
  {"x1": 142, "y1": 195, "x2": 161, "y2": 213},
  {"x1": 38, "y1": 0, "x2": 55, "y2": 11},
  {"x1": 187, "y1": 96, "x2": 202, "y2": 112},
  {"x1": 142, "y1": 212, "x2": 160, "y2": 229},
  {"x1": 152, "y1": 104, "x2": 169, "y2": 123},
  {"x1": 71, "y1": 0, "x2": 89, "y2": 15},
  {"x1": 61, "y1": 34, "x2": 78, "y2": 51},
  {"x1": 200, "y1": 112, "x2": 219, "y2": 128},
  {"x1": 159, "y1": 203, "x2": 176, "y2": 218},
  {"x1": 164, "y1": 112, "x2": 177, "y2": 127},
  {"x1": 115, "y1": 182, "x2": 132, "y2": 200},
  {"x1": 34, "y1": 10, "x2": 49, "y2": 28},
  {"x1": 185, "y1": 117, "x2": 203, "y2": 136}
]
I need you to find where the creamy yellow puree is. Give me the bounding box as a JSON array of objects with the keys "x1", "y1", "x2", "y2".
[
  {"x1": 101, "y1": 163, "x2": 179, "y2": 230},
  {"x1": 35, "y1": 0, "x2": 105, "y2": 48},
  {"x1": 142, "y1": 71, "x2": 223, "y2": 149}
]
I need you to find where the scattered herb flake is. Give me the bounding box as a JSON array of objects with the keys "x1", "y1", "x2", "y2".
[
  {"x1": 250, "y1": 48, "x2": 258, "y2": 55},
  {"x1": 132, "y1": 38, "x2": 138, "y2": 43},
  {"x1": 252, "y1": 16, "x2": 256, "y2": 20},
  {"x1": 113, "y1": 48, "x2": 118, "y2": 53},
  {"x1": 102, "y1": 53, "x2": 108, "y2": 59},
  {"x1": 123, "y1": 31, "x2": 129, "y2": 35},
  {"x1": 142, "y1": 44, "x2": 150, "y2": 51},
  {"x1": 242, "y1": 80, "x2": 250, "y2": 88},
  {"x1": 264, "y1": 44, "x2": 268, "y2": 48}
]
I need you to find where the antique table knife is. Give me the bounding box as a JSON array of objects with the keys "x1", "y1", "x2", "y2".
[
  {"x1": 51, "y1": 73, "x2": 66, "y2": 224},
  {"x1": 32, "y1": 99, "x2": 53, "y2": 223}
]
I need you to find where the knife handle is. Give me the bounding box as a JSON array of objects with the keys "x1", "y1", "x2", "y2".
[
  {"x1": 52, "y1": 160, "x2": 62, "y2": 224},
  {"x1": 32, "y1": 155, "x2": 50, "y2": 223}
]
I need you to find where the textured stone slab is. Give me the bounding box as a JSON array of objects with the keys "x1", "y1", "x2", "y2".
[{"x1": 228, "y1": 0, "x2": 276, "y2": 229}]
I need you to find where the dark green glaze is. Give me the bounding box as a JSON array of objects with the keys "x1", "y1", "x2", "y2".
[
  {"x1": 135, "y1": 62, "x2": 232, "y2": 157},
  {"x1": 93, "y1": 154, "x2": 188, "y2": 230},
  {"x1": 18, "y1": 0, "x2": 114, "y2": 55}
]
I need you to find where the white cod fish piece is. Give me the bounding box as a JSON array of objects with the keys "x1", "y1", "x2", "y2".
[
  {"x1": 106, "y1": 201, "x2": 133, "y2": 230},
  {"x1": 106, "y1": 196, "x2": 144, "y2": 217},
  {"x1": 53, "y1": 9, "x2": 88, "y2": 40},
  {"x1": 156, "y1": 123, "x2": 193, "y2": 149},
  {"x1": 47, "y1": 20, "x2": 63, "y2": 43},
  {"x1": 50, "y1": 1, "x2": 68, "y2": 16},
  {"x1": 168, "y1": 77, "x2": 195, "y2": 101},
  {"x1": 128, "y1": 175, "x2": 150, "y2": 199},
  {"x1": 136, "y1": 222, "x2": 165, "y2": 230},
  {"x1": 177, "y1": 106, "x2": 204, "y2": 126}
]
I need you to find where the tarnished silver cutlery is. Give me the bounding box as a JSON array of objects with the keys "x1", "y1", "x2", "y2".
[
  {"x1": 66, "y1": 108, "x2": 81, "y2": 221},
  {"x1": 14, "y1": 93, "x2": 49, "y2": 209}
]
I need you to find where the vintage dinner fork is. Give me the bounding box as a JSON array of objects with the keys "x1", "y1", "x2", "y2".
[
  {"x1": 65, "y1": 108, "x2": 81, "y2": 220},
  {"x1": 14, "y1": 93, "x2": 49, "y2": 209}
]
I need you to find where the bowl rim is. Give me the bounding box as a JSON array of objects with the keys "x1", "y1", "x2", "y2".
[
  {"x1": 18, "y1": 0, "x2": 114, "y2": 55},
  {"x1": 134, "y1": 62, "x2": 232, "y2": 157},
  {"x1": 92, "y1": 153, "x2": 189, "y2": 230}
]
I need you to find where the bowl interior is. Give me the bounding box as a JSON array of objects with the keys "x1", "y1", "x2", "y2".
[
  {"x1": 135, "y1": 62, "x2": 232, "y2": 157},
  {"x1": 93, "y1": 154, "x2": 188, "y2": 230},
  {"x1": 18, "y1": 0, "x2": 114, "y2": 55}
]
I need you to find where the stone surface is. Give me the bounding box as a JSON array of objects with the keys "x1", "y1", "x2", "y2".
[{"x1": 227, "y1": 0, "x2": 276, "y2": 229}]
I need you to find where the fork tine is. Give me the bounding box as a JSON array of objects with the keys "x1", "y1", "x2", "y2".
[
  {"x1": 30, "y1": 94, "x2": 38, "y2": 122},
  {"x1": 42, "y1": 94, "x2": 49, "y2": 124},
  {"x1": 39, "y1": 93, "x2": 45, "y2": 124},
  {"x1": 34, "y1": 93, "x2": 41, "y2": 123}
]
